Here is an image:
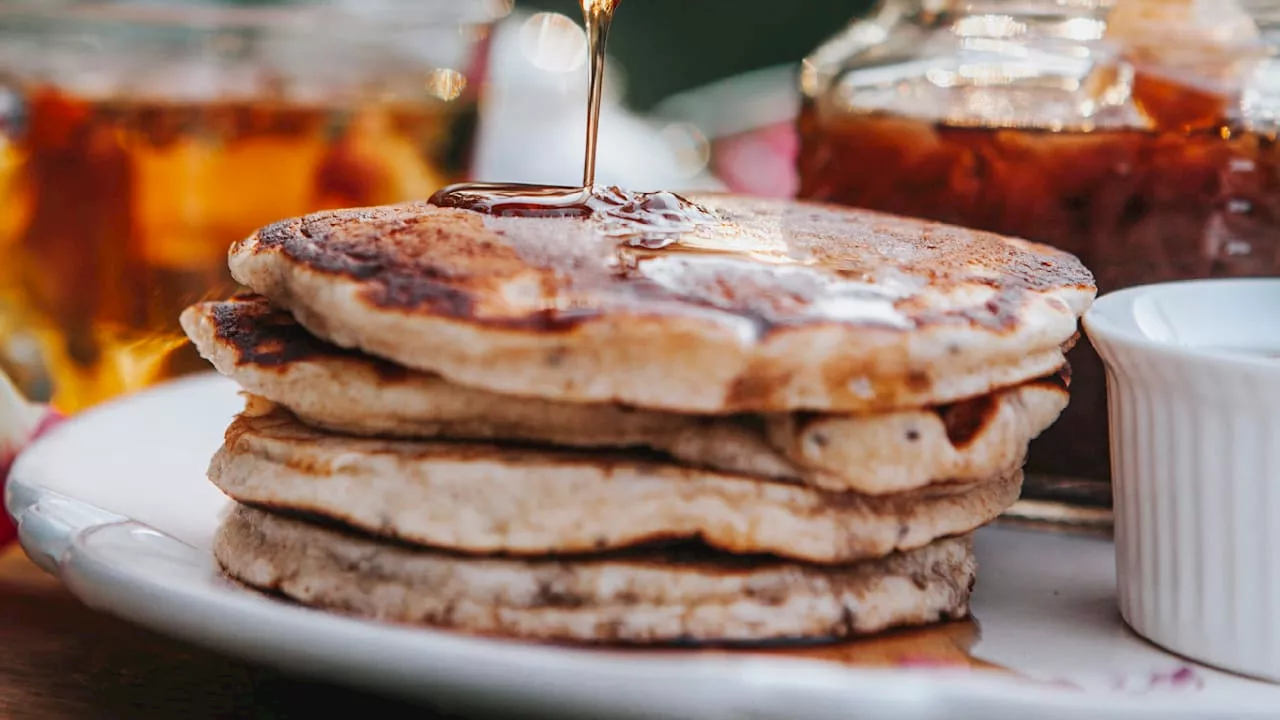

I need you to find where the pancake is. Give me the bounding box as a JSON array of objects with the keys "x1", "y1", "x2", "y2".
[
  {"x1": 215, "y1": 504, "x2": 977, "y2": 643},
  {"x1": 182, "y1": 295, "x2": 1069, "y2": 495},
  {"x1": 226, "y1": 195, "x2": 1094, "y2": 414},
  {"x1": 209, "y1": 406, "x2": 1023, "y2": 564}
]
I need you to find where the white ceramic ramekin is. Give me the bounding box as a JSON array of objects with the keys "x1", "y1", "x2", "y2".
[{"x1": 1085, "y1": 278, "x2": 1280, "y2": 682}]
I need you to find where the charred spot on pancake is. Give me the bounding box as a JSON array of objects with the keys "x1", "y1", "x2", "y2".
[
  {"x1": 906, "y1": 370, "x2": 932, "y2": 392},
  {"x1": 263, "y1": 203, "x2": 597, "y2": 333},
  {"x1": 789, "y1": 411, "x2": 821, "y2": 432},
  {"x1": 373, "y1": 273, "x2": 477, "y2": 318},
  {"x1": 725, "y1": 370, "x2": 788, "y2": 408},
  {"x1": 934, "y1": 395, "x2": 999, "y2": 448},
  {"x1": 905, "y1": 429, "x2": 921, "y2": 442},
  {"x1": 209, "y1": 296, "x2": 409, "y2": 379},
  {"x1": 211, "y1": 297, "x2": 326, "y2": 366},
  {"x1": 249, "y1": 216, "x2": 299, "y2": 252},
  {"x1": 367, "y1": 271, "x2": 591, "y2": 333},
  {"x1": 211, "y1": 296, "x2": 326, "y2": 367}
]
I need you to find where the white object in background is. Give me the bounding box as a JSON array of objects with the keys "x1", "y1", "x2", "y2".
[
  {"x1": 650, "y1": 64, "x2": 801, "y2": 198},
  {"x1": 473, "y1": 11, "x2": 724, "y2": 192},
  {"x1": 8, "y1": 374, "x2": 1280, "y2": 718},
  {"x1": 1085, "y1": 278, "x2": 1280, "y2": 684}
]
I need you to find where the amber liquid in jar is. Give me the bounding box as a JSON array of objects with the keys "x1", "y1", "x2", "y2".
[
  {"x1": 0, "y1": 87, "x2": 479, "y2": 412},
  {"x1": 797, "y1": 97, "x2": 1280, "y2": 493}
]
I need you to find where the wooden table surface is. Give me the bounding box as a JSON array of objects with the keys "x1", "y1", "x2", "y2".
[{"x1": 0, "y1": 546, "x2": 458, "y2": 719}]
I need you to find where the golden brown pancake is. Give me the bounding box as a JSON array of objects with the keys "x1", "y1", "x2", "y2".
[
  {"x1": 215, "y1": 503, "x2": 977, "y2": 644},
  {"x1": 183, "y1": 295, "x2": 1069, "y2": 495},
  {"x1": 207, "y1": 405, "x2": 1023, "y2": 564},
  {"x1": 227, "y1": 195, "x2": 1094, "y2": 414}
]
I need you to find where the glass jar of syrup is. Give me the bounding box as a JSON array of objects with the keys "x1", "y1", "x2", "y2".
[{"x1": 797, "y1": 0, "x2": 1280, "y2": 508}]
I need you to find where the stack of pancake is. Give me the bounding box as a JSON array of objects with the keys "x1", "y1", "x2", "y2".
[{"x1": 181, "y1": 194, "x2": 1094, "y2": 644}]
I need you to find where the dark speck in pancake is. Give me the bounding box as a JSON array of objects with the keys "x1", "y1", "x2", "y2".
[
  {"x1": 932, "y1": 366, "x2": 1068, "y2": 447},
  {"x1": 935, "y1": 395, "x2": 1000, "y2": 449}
]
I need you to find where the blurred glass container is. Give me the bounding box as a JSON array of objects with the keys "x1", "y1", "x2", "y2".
[
  {"x1": 796, "y1": 0, "x2": 1280, "y2": 509},
  {"x1": 0, "y1": 0, "x2": 509, "y2": 412}
]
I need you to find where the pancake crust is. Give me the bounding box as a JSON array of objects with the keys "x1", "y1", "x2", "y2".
[
  {"x1": 215, "y1": 504, "x2": 977, "y2": 644},
  {"x1": 183, "y1": 296, "x2": 1068, "y2": 495},
  {"x1": 208, "y1": 407, "x2": 1023, "y2": 564},
  {"x1": 227, "y1": 195, "x2": 1094, "y2": 413}
]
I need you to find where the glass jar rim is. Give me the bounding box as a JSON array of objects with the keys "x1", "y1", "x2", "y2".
[{"x1": 0, "y1": 0, "x2": 513, "y2": 30}]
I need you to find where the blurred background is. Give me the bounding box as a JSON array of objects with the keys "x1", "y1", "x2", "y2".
[{"x1": 520, "y1": 0, "x2": 865, "y2": 111}]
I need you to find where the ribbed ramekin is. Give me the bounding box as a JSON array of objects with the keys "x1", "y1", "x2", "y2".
[{"x1": 1085, "y1": 278, "x2": 1280, "y2": 682}]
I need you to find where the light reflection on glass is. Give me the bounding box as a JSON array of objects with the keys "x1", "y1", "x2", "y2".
[{"x1": 518, "y1": 11, "x2": 587, "y2": 73}]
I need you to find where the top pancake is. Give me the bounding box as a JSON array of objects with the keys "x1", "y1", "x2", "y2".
[{"x1": 228, "y1": 194, "x2": 1094, "y2": 413}]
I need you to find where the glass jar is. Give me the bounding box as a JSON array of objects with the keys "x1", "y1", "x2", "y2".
[
  {"x1": 796, "y1": 0, "x2": 1280, "y2": 508},
  {"x1": 0, "y1": 0, "x2": 509, "y2": 412}
]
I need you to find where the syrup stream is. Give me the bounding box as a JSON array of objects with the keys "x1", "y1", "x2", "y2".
[
  {"x1": 428, "y1": 0, "x2": 710, "y2": 237},
  {"x1": 430, "y1": 0, "x2": 622, "y2": 212},
  {"x1": 581, "y1": 0, "x2": 618, "y2": 187}
]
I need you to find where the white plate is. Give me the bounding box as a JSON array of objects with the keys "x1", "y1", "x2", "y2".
[{"x1": 7, "y1": 375, "x2": 1280, "y2": 720}]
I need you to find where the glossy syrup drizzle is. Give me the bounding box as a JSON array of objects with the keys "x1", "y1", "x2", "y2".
[
  {"x1": 431, "y1": 182, "x2": 719, "y2": 245},
  {"x1": 580, "y1": 0, "x2": 615, "y2": 188},
  {"x1": 429, "y1": 0, "x2": 717, "y2": 243}
]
